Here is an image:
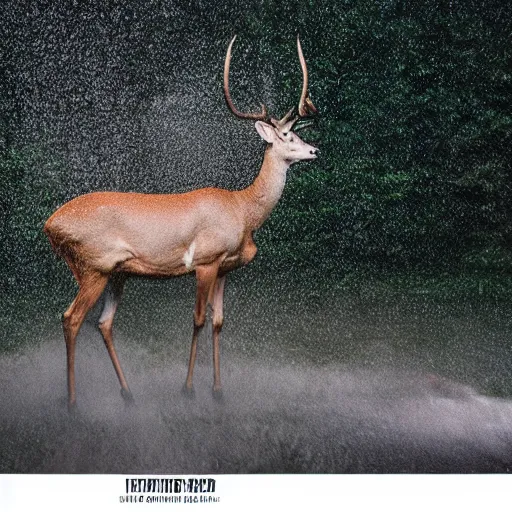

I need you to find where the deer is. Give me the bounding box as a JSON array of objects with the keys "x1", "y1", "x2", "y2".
[{"x1": 44, "y1": 35, "x2": 319, "y2": 410}]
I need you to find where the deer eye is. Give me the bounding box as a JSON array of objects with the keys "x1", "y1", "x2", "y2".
[{"x1": 283, "y1": 132, "x2": 288, "y2": 137}]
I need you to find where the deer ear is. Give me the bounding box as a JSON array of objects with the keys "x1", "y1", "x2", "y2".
[{"x1": 255, "y1": 121, "x2": 275, "y2": 143}]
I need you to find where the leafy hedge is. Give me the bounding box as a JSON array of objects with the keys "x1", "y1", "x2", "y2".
[
  {"x1": 1, "y1": 0, "x2": 511, "y2": 284},
  {"x1": 246, "y1": 0, "x2": 512, "y2": 273},
  {"x1": 0, "y1": 147, "x2": 68, "y2": 293}
]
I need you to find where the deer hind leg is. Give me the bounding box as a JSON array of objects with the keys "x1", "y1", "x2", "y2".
[
  {"x1": 98, "y1": 274, "x2": 133, "y2": 404},
  {"x1": 211, "y1": 275, "x2": 226, "y2": 399},
  {"x1": 62, "y1": 271, "x2": 109, "y2": 410},
  {"x1": 183, "y1": 262, "x2": 220, "y2": 396}
]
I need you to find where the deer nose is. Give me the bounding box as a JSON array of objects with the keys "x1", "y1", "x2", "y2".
[{"x1": 310, "y1": 148, "x2": 318, "y2": 155}]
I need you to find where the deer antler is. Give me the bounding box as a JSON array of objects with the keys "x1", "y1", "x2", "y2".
[
  {"x1": 270, "y1": 107, "x2": 296, "y2": 130},
  {"x1": 274, "y1": 35, "x2": 318, "y2": 129},
  {"x1": 224, "y1": 35, "x2": 268, "y2": 120},
  {"x1": 297, "y1": 35, "x2": 317, "y2": 118}
]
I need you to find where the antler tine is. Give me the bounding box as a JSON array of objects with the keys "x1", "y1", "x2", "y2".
[
  {"x1": 224, "y1": 35, "x2": 268, "y2": 121},
  {"x1": 273, "y1": 107, "x2": 297, "y2": 128},
  {"x1": 297, "y1": 35, "x2": 317, "y2": 117}
]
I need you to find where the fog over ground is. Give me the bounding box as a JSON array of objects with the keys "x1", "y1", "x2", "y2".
[{"x1": 2, "y1": 305, "x2": 512, "y2": 474}]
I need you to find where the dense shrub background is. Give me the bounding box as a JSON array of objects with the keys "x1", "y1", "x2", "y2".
[{"x1": 1, "y1": 0, "x2": 511, "y2": 294}]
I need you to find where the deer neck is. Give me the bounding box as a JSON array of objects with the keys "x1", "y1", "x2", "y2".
[{"x1": 239, "y1": 146, "x2": 289, "y2": 230}]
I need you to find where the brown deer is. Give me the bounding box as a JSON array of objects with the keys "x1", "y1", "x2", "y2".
[{"x1": 44, "y1": 36, "x2": 318, "y2": 409}]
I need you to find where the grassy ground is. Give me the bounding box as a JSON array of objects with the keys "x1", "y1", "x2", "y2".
[{"x1": 1, "y1": 266, "x2": 512, "y2": 473}]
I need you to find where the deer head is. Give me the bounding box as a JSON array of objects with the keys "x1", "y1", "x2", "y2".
[{"x1": 224, "y1": 35, "x2": 319, "y2": 165}]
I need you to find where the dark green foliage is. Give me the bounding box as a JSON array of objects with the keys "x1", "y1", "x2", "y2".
[
  {"x1": 0, "y1": 147, "x2": 73, "y2": 301},
  {"x1": 0, "y1": 147, "x2": 75, "y2": 349},
  {"x1": 0, "y1": 149, "x2": 59, "y2": 282},
  {"x1": 1, "y1": 0, "x2": 511, "y2": 286},
  {"x1": 246, "y1": 0, "x2": 512, "y2": 274}
]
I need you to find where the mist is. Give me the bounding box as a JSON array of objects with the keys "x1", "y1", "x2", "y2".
[{"x1": 2, "y1": 289, "x2": 512, "y2": 474}]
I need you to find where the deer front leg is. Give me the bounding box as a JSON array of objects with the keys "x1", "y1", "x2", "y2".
[
  {"x1": 211, "y1": 275, "x2": 226, "y2": 400},
  {"x1": 183, "y1": 262, "x2": 220, "y2": 397}
]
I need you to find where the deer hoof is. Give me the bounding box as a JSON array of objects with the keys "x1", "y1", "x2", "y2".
[
  {"x1": 67, "y1": 401, "x2": 77, "y2": 415},
  {"x1": 121, "y1": 388, "x2": 135, "y2": 406},
  {"x1": 212, "y1": 388, "x2": 224, "y2": 403},
  {"x1": 181, "y1": 384, "x2": 196, "y2": 399}
]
